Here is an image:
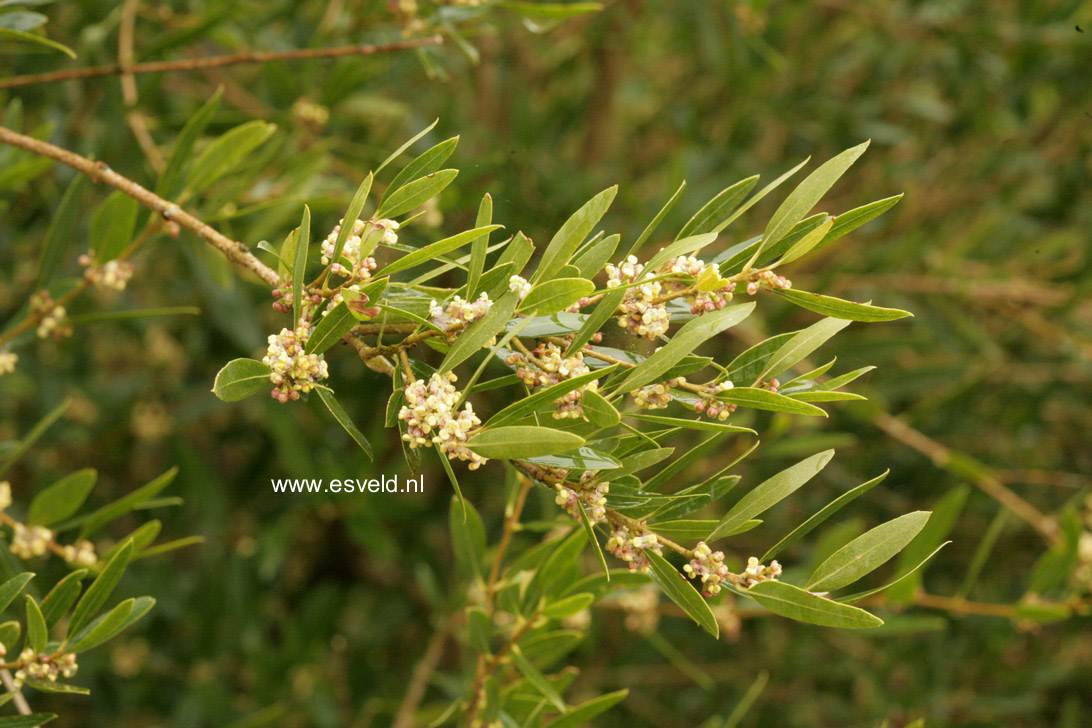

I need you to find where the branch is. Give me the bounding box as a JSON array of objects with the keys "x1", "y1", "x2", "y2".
[
  {"x1": 0, "y1": 126, "x2": 279, "y2": 287},
  {"x1": 0, "y1": 36, "x2": 444, "y2": 90}
]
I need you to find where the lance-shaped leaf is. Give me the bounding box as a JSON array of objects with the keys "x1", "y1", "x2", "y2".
[
  {"x1": 74, "y1": 467, "x2": 177, "y2": 538},
  {"x1": 305, "y1": 304, "x2": 355, "y2": 354},
  {"x1": 212, "y1": 358, "x2": 271, "y2": 402},
  {"x1": 487, "y1": 367, "x2": 615, "y2": 427},
  {"x1": 467, "y1": 427, "x2": 584, "y2": 460},
  {"x1": 36, "y1": 173, "x2": 86, "y2": 288},
  {"x1": 886, "y1": 485, "x2": 969, "y2": 602},
  {"x1": 573, "y1": 233, "x2": 619, "y2": 279},
  {"x1": 316, "y1": 388, "x2": 372, "y2": 460},
  {"x1": 534, "y1": 186, "x2": 617, "y2": 282},
  {"x1": 776, "y1": 289, "x2": 912, "y2": 322},
  {"x1": 375, "y1": 169, "x2": 458, "y2": 219},
  {"x1": 157, "y1": 87, "x2": 223, "y2": 199},
  {"x1": 639, "y1": 233, "x2": 718, "y2": 278},
  {"x1": 626, "y1": 180, "x2": 686, "y2": 257},
  {"x1": 0, "y1": 573, "x2": 35, "y2": 614},
  {"x1": 90, "y1": 192, "x2": 138, "y2": 263},
  {"x1": 677, "y1": 175, "x2": 758, "y2": 239},
  {"x1": 756, "y1": 316, "x2": 852, "y2": 383},
  {"x1": 542, "y1": 689, "x2": 630, "y2": 728},
  {"x1": 613, "y1": 303, "x2": 755, "y2": 394},
  {"x1": 709, "y1": 450, "x2": 833, "y2": 541},
  {"x1": 629, "y1": 414, "x2": 756, "y2": 435},
  {"x1": 715, "y1": 387, "x2": 827, "y2": 416},
  {"x1": 646, "y1": 550, "x2": 718, "y2": 637},
  {"x1": 326, "y1": 173, "x2": 373, "y2": 270},
  {"x1": 813, "y1": 193, "x2": 903, "y2": 254},
  {"x1": 843, "y1": 541, "x2": 950, "y2": 603},
  {"x1": 440, "y1": 290, "x2": 519, "y2": 373},
  {"x1": 292, "y1": 205, "x2": 310, "y2": 322},
  {"x1": 714, "y1": 157, "x2": 810, "y2": 241},
  {"x1": 775, "y1": 215, "x2": 834, "y2": 266},
  {"x1": 524, "y1": 447, "x2": 621, "y2": 471},
  {"x1": 806, "y1": 511, "x2": 931, "y2": 592},
  {"x1": 0, "y1": 400, "x2": 69, "y2": 478},
  {"x1": 374, "y1": 118, "x2": 439, "y2": 174},
  {"x1": 186, "y1": 120, "x2": 277, "y2": 194},
  {"x1": 581, "y1": 389, "x2": 620, "y2": 427},
  {"x1": 746, "y1": 580, "x2": 882, "y2": 628},
  {"x1": 466, "y1": 193, "x2": 492, "y2": 297},
  {"x1": 375, "y1": 225, "x2": 503, "y2": 277},
  {"x1": 67, "y1": 597, "x2": 135, "y2": 652},
  {"x1": 564, "y1": 286, "x2": 625, "y2": 357},
  {"x1": 510, "y1": 644, "x2": 566, "y2": 711},
  {"x1": 385, "y1": 136, "x2": 458, "y2": 200},
  {"x1": 28, "y1": 468, "x2": 96, "y2": 527},
  {"x1": 41, "y1": 571, "x2": 85, "y2": 626},
  {"x1": 449, "y1": 496, "x2": 486, "y2": 580},
  {"x1": 744, "y1": 141, "x2": 869, "y2": 271},
  {"x1": 25, "y1": 596, "x2": 47, "y2": 652},
  {"x1": 519, "y1": 278, "x2": 595, "y2": 316},
  {"x1": 763, "y1": 471, "x2": 889, "y2": 561},
  {"x1": 67, "y1": 540, "x2": 134, "y2": 639}
]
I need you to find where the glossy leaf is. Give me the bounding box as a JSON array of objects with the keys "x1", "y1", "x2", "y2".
[
  {"x1": 777, "y1": 289, "x2": 912, "y2": 322},
  {"x1": 746, "y1": 580, "x2": 882, "y2": 628},
  {"x1": 519, "y1": 278, "x2": 594, "y2": 316},
  {"x1": 374, "y1": 169, "x2": 458, "y2": 219},
  {"x1": 646, "y1": 550, "x2": 718, "y2": 637},
  {"x1": 534, "y1": 186, "x2": 617, "y2": 282},
  {"x1": 316, "y1": 388, "x2": 372, "y2": 460},
  {"x1": 467, "y1": 427, "x2": 585, "y2": 460},
  {"x1": 807, "y1": 511, "x2": 931, "y2": 592},
  {"x1": 211, "y1": 358, "x2": 270, "y2": 402}
]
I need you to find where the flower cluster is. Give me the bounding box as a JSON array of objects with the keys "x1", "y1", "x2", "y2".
[
  {"x1": 606, "y1": 523, "x2": 662, "y2": 573},
  {"x1": 745, "y1": 269, "x2": 792, "y2": 295},
  {"x1": 554, "y1": 480, "x2": 609, "y2": 523},
  {"x1": 262, "y1": 322, "x2": 330, "y2": 403},
  {"x1": 0, "y1": 350, "x2": 16, "y2": 377},
  {"x1": 79, "y1": 254, "x2": 135, "y2": 291},
  {"x1": 398, "y1": 372, "x2": 487, "y2": 469},
  {"x1": 606, "y1": 255, "x2": 670, "y2": 339},
  {"x1": 739, "y1": 556, "x2": 782, "y2": 587},
  {"x1": 430, "y1": 293, "x2": 493, "y2": 332},
  {"x1": 11, "y1": 648, "x2": 78, "y2": 688},
  {"x1": 630, "y1": 377, "x2": 686, "y2": 409},
  {"x1": 11, "y1": 523, "x2": 53, "y2": 559},
  {"x1": 31, "y1": 290, "x2": 72, "y2": 340},
  {"x1": 320, "y1": 218, "x2": 392, "y2": 279},
  {"x1": 271, "y1": 283, "x2": 322, "y2": 315},
  {"x1": 509, "y1": 275, "x2": 531, "y2": 300},
  {"x1": 61, "y1": 538, "x2": 98, "y2": 567},
  {"x1": 683, "y1": 541, "x2": 731, "y2": 596},
  {"x1": 694, "y1": 380, "x2": 737, "y2": 420},
  {"x1": 666, "y1": 255, "x2": 737, "y2": 315},
  {"x1": 507, "y1": 343, "x2": 598, "y2": 419}
]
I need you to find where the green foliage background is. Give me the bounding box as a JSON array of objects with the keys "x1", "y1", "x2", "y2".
[{"x1": 1, "y1": 1, "x2": 1089, "y2": 726}]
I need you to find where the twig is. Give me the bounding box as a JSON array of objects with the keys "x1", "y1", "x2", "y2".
[
  {"x1": 0, "y1": 669, "x2": 30, "y2": 715},
  {"x1": 0, "y1": 126, "x2": 279, "y2": 287},
  {"x1": 392, "y1": 616, "x2": 455, "y2": 728},
  {"x1": 0, "y1": 36, "x2": 444, "y2": 90}
]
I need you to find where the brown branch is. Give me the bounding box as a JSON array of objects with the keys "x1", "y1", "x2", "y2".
[
  {"x1": 0, "y1": 126, "x2": 279, "y2": 287},
  {"x1": 0, "y1": 36, "x2": 444, "y2": 90},
  {"x1": 119, "y1": 0, "x2": 165, "y2": 172}
]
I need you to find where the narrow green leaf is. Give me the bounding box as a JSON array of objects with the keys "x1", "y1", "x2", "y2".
[
  {"x1": 157, "y1": 86, "x2": 223, "y2": 198},
  {"x1": 534, "y1": 186, "x2": 617, "y2": 282},
  {"x1": 613, "y1": 303, "x2": 755, "y2": 394},
  {"x1": 564, "y1": 286, "x2": 625, "y2": 357},
  {"x1": 72, "y1": 468, "x2": 176, "y2": 538},
  {"x1": 292, "y1": 204, "x2": 310, "y2": 322},
  {"x1": 305, "y1": 304, "x2": 355, "y2": 354},
  {"x1": 572, "y1": 233, "x2": 619, "y2": 279},
  {"x1": 0, "y1": 711, "x2": 58, "y2": 727},
  {"x1": 843, "y1": 542, "x2": 950, "y2": 603},
  {"x1": 746, "y1": 580, "x2": 882, "y2": 628},
  {"x1": 466, "y1": 193, "x2": 493, "y2": 298},
  {"x1": 449, "y1": 495, "x2": 486, "y2": 580},
  {"x1": 466, "y1": 606, "x2": 491, "y2": 654},
  {"x1": 487, "y1": 367, "x2": 614, "y2": 428},
  {"x1": 581, "y1": 389, "x2": 619, "y2": 428},
  {"x1": 723, "y1": 670, "x2": 769, "y2": 728},
  {"x1": 0, "y1": 399, "x2": 69, "y2": 478},
  {"x1": 678, "y1": 175, "x2": 758, "y2": 239},
  {"x1": 25, "y1": 595, "x2": 47, "y2": 652},
  {"x1": 745, "y1": 141, "x2": 869, "y2": 271},
  {"x1": 757, "y1": 317, "x2": 852, "y2": 383},
  {"x1": 36, "y1": 173, "x2": 85, "y2": 289},
  {"x1": 543, "y1": 592, "x2": 594, "y2": 619},
  {"x1": 186, "y1": 120, "x2": 276, "y2": 194},
  {"x1": 886, "y1": 486, "x2": 969, "y2": 602},
  {"x1": 90, "y1": 192, "x2": 138, "y2": 262},
  {"x1": 439, "y1": 290, "x2": 519, "y2": 373},
  {"x1": 467, "y1": 427, "x2": 585, "y2": 460},
  {"x1": 374, "y1": 119, "x2": 439, "y2": 175},
  {"x1": 762, "y1": 471, "x2": 889, "y2": 561},
  {"x1": 385, "y1": 136, "x2": 459, "y2": 200},
  {"x1": 315, "y1": 388, "x2": 372, "y2": 460},
  {"x1": 67, "y1": 597, "x2": 134, "y2": 652},
  {"x1": 510, "y1": 644, "x2": 566, "y2": 711},
  {"x1": 28, "y1": 468, "x2": 96, "y2": 526},
  {"x1": 715, "y1": 387, "x2": 827, "y2": 416},
  {"x1": 813, "y1": 194, "x2": 903, "y2": 253},
  {"x1": 626, "y1": 180, "x2": 686, "y2": 257},
  {"x1": 776, "y1": 289, "x2": 913, "y2": 322},
  {"x1": 576, "y1": 501, "x2": 611, "y2": 579},
  {"x1": 807, "y1": 511, "x2": 931, "y2": 592},
  {"x1": 0, "y1": 573, "x2": 34, "y2": 613},
  {"x1": 709, "y1": 450, "x2": 833, "y2": 541},
  {"x1": 41, "y1": 570, "x2": 85, "y2": 627},
  {"x1": 0, "y1": 27, "x2": 75, "y2": 57},
  {"x1": 715, "y1": 157, "x2": 810, "y2": 237},
  {"x1": 639, "y1": 233, "x2": 718, "y2": 279},
  {"x1": 775, "y1": 215, "x2": 834, "y2": 266},
  {"x1": 67, "y1": 540, "x2": 133, "y2": 639},
  {"x1": 375, "y1": 169, "x2": 458, "y2": 219},
  {"x1": 646, "y1": 550, "x2": 718, "y2": 637},
  {"x1": 327, "y1": 173, "x2": 373, "y2": 271},
  {"x1": 211, "y1": 358, "x2": 270, "y2": 402},
  {"x1": 542, "y1": 689, "x2": 629, "y2": 728},
  {"x1": 629, "y1": 414, "x2": 756, "y2": 435},
  {"x1": 375, "y1": 225, "x2": 502, "y2": 277},
  {"x1": 520, "y1": 278, "x2": 594, "y2": 316}
]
